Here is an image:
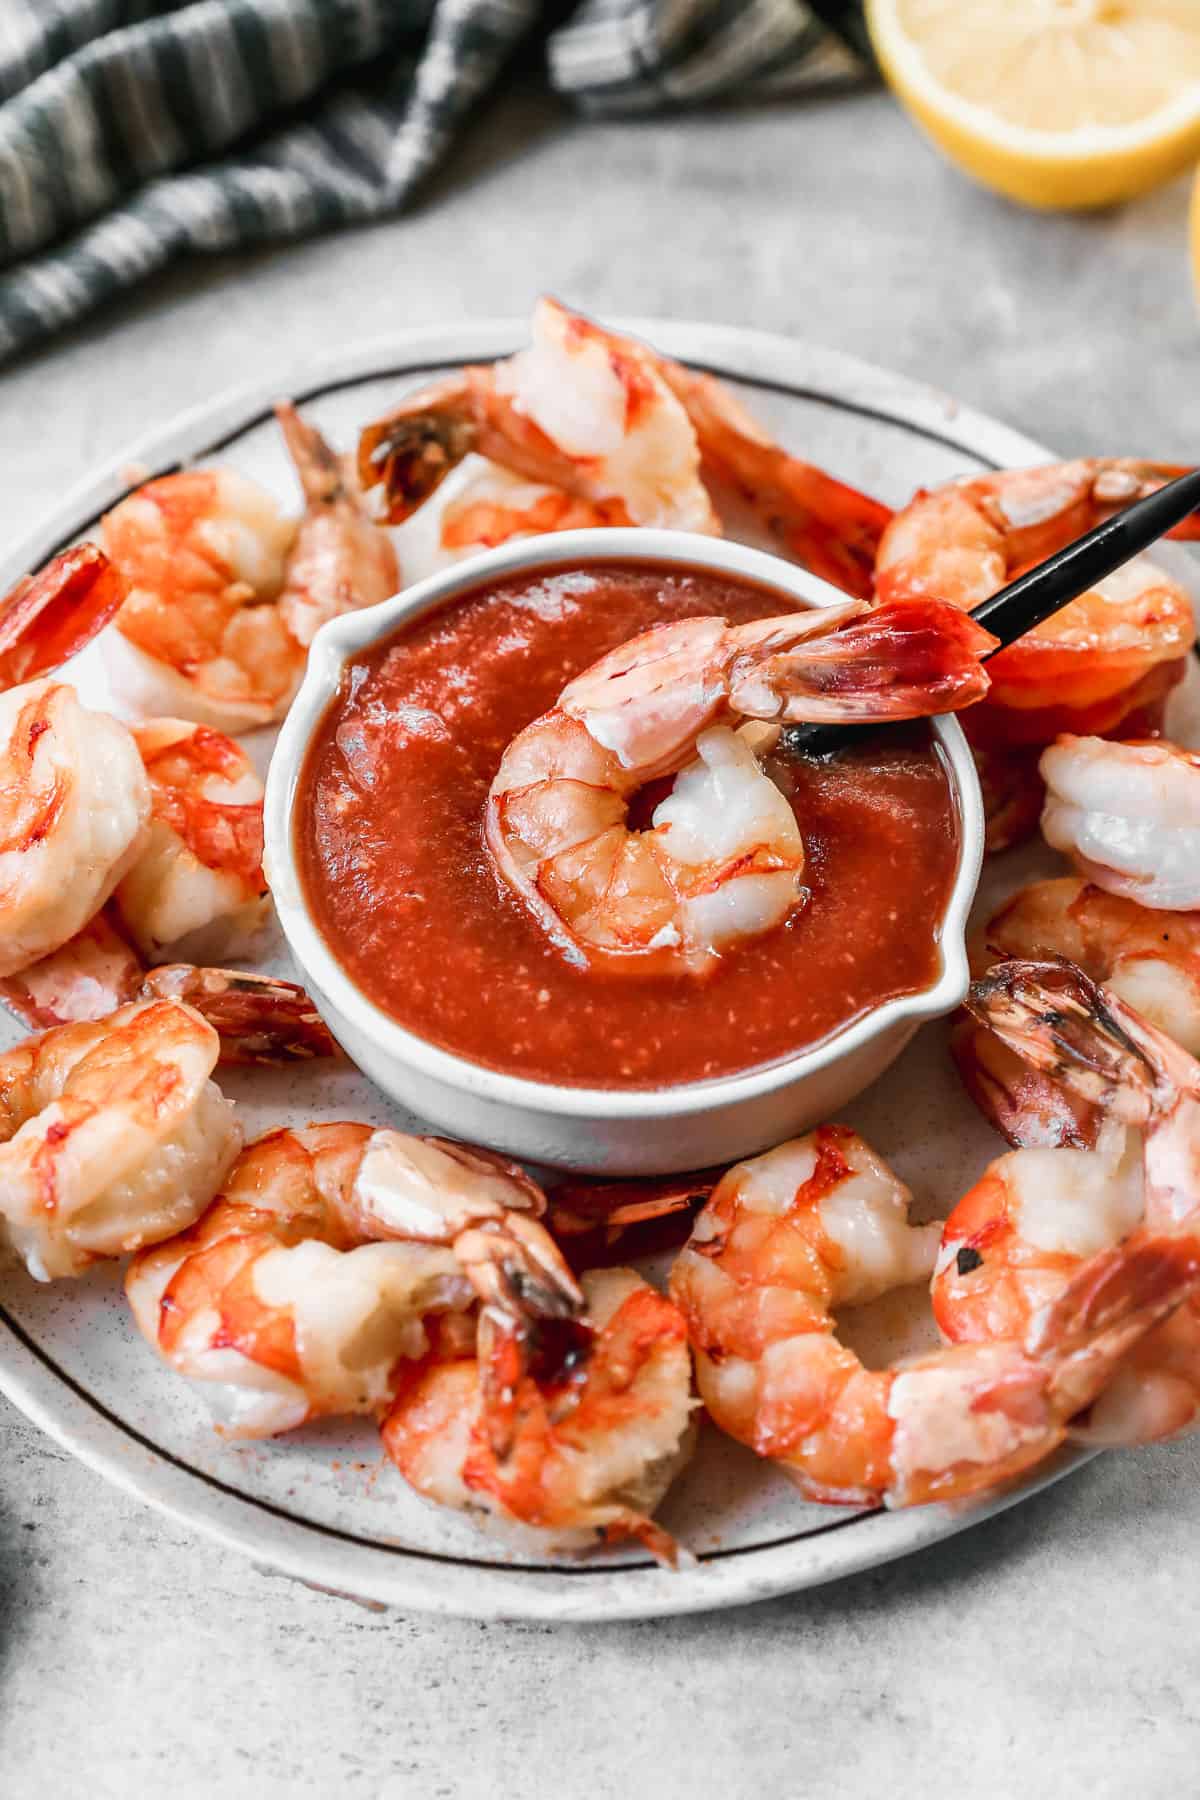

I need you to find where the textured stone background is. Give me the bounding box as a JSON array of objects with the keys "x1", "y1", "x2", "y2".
[{"x1": 2, "y1": 80, "x2": 1199, "y2": 1798}]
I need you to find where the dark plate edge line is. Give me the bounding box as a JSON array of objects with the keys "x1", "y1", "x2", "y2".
[
  {"x1": 38, "y1": 357, "x2": 1001, "y2": 562},
  {"x1": 0, "y1": 1302, "x2": 870, "y2": 1576}
]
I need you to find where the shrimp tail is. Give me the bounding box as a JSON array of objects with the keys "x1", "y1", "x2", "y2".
[
  {"x1": 275, "y1": 401, "x2": 350, "y2": 506},
  {"x1": 138, "y1": 965, "x2": 341, "y2": 1064},
  {"x1": 546, "y1": 1171, "x2": 719, "y2": 1269},
  {"x1": 356, "y1": 373, "x2": 483, "y2": 521},
  {"x1": 1030, "y1": 1234, "x2": 1200, "y2": 1419},
  {"x1": 965, "y1": 957, "x2": 1158, "y2": 1124},
  {"x1": 456, "y1": 1214, "x2": 586, "y2": 1324},
  {"x1": 948, "y1": 1013, "x2": 1103, "y2": 1150},
  {"x1": 0, "y1": 544, "x2": 127, "y2": 689},
  {"x1": 656, "y1": 361, "x2": 892, "y2": 600},
  {"x1": 605, "y1": 1510, "x2": 693, "y2": 1570},
  {"x1": 731, "y1": 598, "x2": 998, "y2": 724}
]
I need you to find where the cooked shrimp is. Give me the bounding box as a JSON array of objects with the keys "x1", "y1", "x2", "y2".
[
  {"x1": 125, "y1": 1125, "x2": 575, "y2": 1437},
  {"x1": 876, "y1": 462, "x2": 1200, "y2": 611},
  {"x1": 546, "y1": 1169, "x2": 720, "y2": 1268},
  {"x1": 669, "y1": 1121, "x2": 1196, "y2": 1505},
  {"x1": 138, "y1": 964, "x2": 338, "y2": 1064},
  {"x1": 0, "y1": 680, "x2": 151, "y2": 978},
  {"x1": 382, "y1": 1266, "x2": 696, "y2": 1564},
  {"x1": 100, "y1": 467, "x2": 300, "y2": 731},
  {"x1": 0, "y1": 543, "x2": 127, "y2": 689},
  {"x1": 960, "y1": 960, "x2": 1200, "y2": 1230},
  {"x1": 654, "y1": 357, "x2": 892, "y2": 600},
  {"x1": 108, "y1": 718, "x2": 268, "y2": 962},
  {"x1": 0, "y1": 686, "x2": 275, "y2": 994},
  {"x1": 1040, "y1": 736, "x2": 1200, "y2": 913},
  {"x1": 272, "y1": 401, "x2": 399, "y2": 648},
  {"x1": 360, "y1": 298, "x2": 717, "y2": 536},
  {"x1": 971, "y1": 876, "x2": 1200, "y2": 1059},
  {"x1": 0, "y1": 998, "x2": 238, "y2": 1281},
  {"x1": 939, "y1": 958, "x2": 1200, "y2": 1446},
  {"x1": 486, "y1": 599, "x2": 995, "y2": 971},
  {"x1": 100, "y1": 406, "x2": 392, "y2": 730},
  {"x1": 395, "y1": 456, "x2": 626, "y2": 572},
  {"x1": 440, "y1": 464, "x2": 625, "y2": 550},
  {"x1": 876, "y1": 465, "x2": 1197, "y2": 729},
  {"x1": 0, "y1": 907, "x2": 338, "y2": 1065},
  {"x1": 358, "y1": 297, "x2": 890, "y2": 596}
]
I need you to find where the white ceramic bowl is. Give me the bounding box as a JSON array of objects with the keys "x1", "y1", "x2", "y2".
[{"x1": 264, "y1": 528, "x2": 985, "y2": 1174}]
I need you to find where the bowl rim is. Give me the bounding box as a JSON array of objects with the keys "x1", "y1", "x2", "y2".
[{"x1": 263, "y1": 527, "x2": 985, "y2": 1121}]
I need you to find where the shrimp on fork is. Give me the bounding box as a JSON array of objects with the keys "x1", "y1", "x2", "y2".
[
  {"x1": 486, "y1": 598, "x2": 995, "y2": 972},
  {"x1": 670, "y1": 1120, "x2": 1199, "y2": 1506},
  {"x1": 875, "y1": 473, "x2": 1196, "y2": 736},
  {"x1": 0, "y1": 998, "x2": 239, "y2": 1281},
  {"x1": 358, "y1": 298, "x2": 890, "y2": 596},
  {"x1": 125, "y1": 1125, "x2": 578, "y2": 1438},
  {"x1": 939, "y1": 959, "x2": 1200, "y2": 1447}
]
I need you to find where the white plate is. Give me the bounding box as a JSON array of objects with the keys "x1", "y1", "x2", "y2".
[{"x1": 0, "y1": 320, "x2": 1195, "y2": 1624}]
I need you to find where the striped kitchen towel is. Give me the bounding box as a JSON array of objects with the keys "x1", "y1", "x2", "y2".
[{"x1": 0, "y1": 0, "x2": 868, "y2": 366}]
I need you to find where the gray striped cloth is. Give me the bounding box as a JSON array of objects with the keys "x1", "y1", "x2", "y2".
[{"x1": 0, "y1": 1, "x2": 868, "y2": 367}]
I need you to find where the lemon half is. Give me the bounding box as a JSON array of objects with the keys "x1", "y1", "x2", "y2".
[{"x1": 867, "y1": 0, "x2": 1200, "y2": 209}]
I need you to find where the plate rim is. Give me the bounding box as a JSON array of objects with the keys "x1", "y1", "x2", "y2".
[{"x1": 0, "y1": 316, "x2": 1094, "y2": 1623}]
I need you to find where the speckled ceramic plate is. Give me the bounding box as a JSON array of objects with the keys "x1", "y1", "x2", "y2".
[{"x1": 0, "y1": 321, "x2": 1196, "y2": 1623}]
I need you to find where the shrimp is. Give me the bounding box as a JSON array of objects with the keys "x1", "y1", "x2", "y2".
[
  {"x1": 876, "y1": 467, "x2": 1197, "y2": 730},
  {"x1": 382, "y1": 1266, "x2": 696, "y2": 1564},
  {"x1": 486, "y1": 598, "x2": 995, "y2": 971},
  {"x1": 108, "y1": 718, "x2": 269, "y2": 963},
  {"x1": 359, "y1": 299, "x2": 717, "y2": 536},
  {"x1": 669, "y1": 1121, "x2": 1197, "y2": 1505},
  {"x1": 138, "y1": 964, "x2": 339, "y2": 1065},
  {"x1": 0, "y1": 543, "x2": 127, "y2": 690},
  {"x1": 0, "y1": 679, "x2": 275, "y2": 977},
  {"x1": 876, "y1": 462, "x2": 1200, "y2": 612},
  {"x1": 938, "y1": 958, "x2": 1200, "y2": 1446},
  {"x1": 395, "y1": 456, "x2": 628, "y2": 573},
  {"x1": 101, "y1": 411, "x2": 393, "y2": 731},
  {"x1": 654, "y1": 357, "x2": 893, "y2": 600},
  {"x1": 0, "y1": 998, "x2": 239, "y2": 1281},
  {"x1": 125, "y1": 1125, "x2": 577, "y2": 1438},
  {"x1": 0, "y1": 905, "x2": 338, "y2": 1066},
  {"x1": 546, "y1": 1169, "x2": 720, "y2": 1269},
  {"x1": 970, "y1": 876, "x2": 1200, "y2": 1059},
  {"x1": 358, "y1": 297, "x2": 890, "y2": 596},
  {"x1": 100, "y1": 467, "x2": 300, "y2": 731},
  {"x1": 272, "y1": 401, "x2": 399, "y2": 648},
  {"x1": 1040, "y1": 737, "x2": 1200, "y2": 913},
  {"x1": 0, "y1": 680, "x2": 151, "y2": 978}
]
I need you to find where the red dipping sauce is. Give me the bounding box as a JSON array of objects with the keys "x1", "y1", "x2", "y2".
[{"x1": 296, "y1": 563, "x2": 961, "y2": 1088}]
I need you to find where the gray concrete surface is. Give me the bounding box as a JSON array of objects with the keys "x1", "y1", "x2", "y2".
[{"x1": 2, "y1": 79, "x2": 1200, "y2": 1798}]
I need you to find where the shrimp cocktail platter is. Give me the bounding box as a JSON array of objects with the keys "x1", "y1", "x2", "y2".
[{"x1": 0, "y1": 305, "x2": 1198, "y2": 1623}]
